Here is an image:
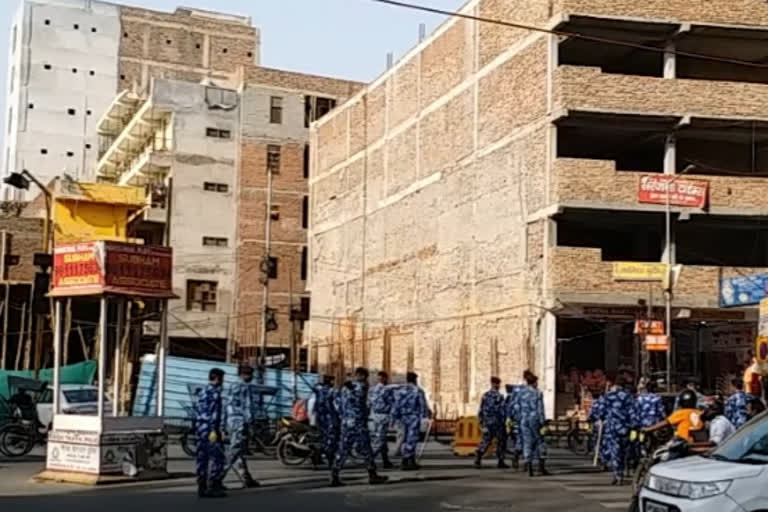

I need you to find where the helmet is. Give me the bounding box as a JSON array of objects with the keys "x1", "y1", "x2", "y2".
[{"x1": 678, "y1": 389, "x2": 697, "y2": 409}]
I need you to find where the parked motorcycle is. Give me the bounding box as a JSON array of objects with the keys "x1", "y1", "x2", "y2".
[
  {"x1": 627, "y1": 430, "x2": 689, "y2": 512},
  {"x1": 276, "y1": 418, "x2": 325, "y2": 467}
]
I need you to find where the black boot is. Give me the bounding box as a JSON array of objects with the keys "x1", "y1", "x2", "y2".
[
  {"x1": 368, "y1": 469, "x2": 388, "y2": 485},
  {"x1": 243, "y1": 473, "x2": 260, "y2": 488},
  {"x1": 497, "y1": 459, "x2": 510, "y2": 469},
  {"x1": 473, "y1": 452, "x2": 482, "y2": 469},
  {"x1": 208, "y1": 480, "x2": 227, "y2": 498},
  {"x1": 538, "y1": 459, "x2": 550, "y2": 476},
  {"x1": 525, "y1": 462, "x2": 534, "y2": 477},
  {"x1": 381, "y1": 452, "x2": 395, "y2": 470},
  {"x1": 329, "y1": 471, "x2": 344, "y2": 487},
  {"x1": 410, "y1": 456, "x2": 421, "y2": 470},
  {"x1": 197, "y1": 478, "x2": 208, "y2": 498},
  {"x1": 511, "y1": 452, "x2": 520, "y2": 470}
]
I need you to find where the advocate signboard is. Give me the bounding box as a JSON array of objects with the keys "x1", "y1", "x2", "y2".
[
  {"x1": 52, "y1": 241, "x2": 174, "y2": 298},
  {"x1": 612, "y1": 262, "x2": 667, "y2": 281},
  {"x1": 638, "y1": 175, "x2": 709, "y2": 208}
]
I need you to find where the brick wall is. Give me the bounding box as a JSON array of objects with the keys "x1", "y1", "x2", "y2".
[{"x1": 0, "y1": 218, "x2": 43, "y2": 282}]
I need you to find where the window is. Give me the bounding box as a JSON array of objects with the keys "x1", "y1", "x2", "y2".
[
  {"x1": 202, "y1": 236, "x2": 228, "y2": 247},
  {"x1": 270, "y1": 204, "x2": 280, "y2": 221},
  {"x1": 73, "y1": 24, "x2": 79, "y2": 30},
  {"x1": 66, "y1": 151, "x2": 74, "y2": 157},
  {"x1": 303, "y1": 145, "x2": 309, "y2": 178},
  {"x1": 89, "y1": 70, "x2": 95, "y2": 76},
  {"x1": 85, "y1": 143, "x2": 91, "y2": 150},
  {"x1": 222, "y1": 48, "x2": 228, "y2": 54},
  {"x1": 45, "y1": 20, "x2": 51, "y2": 26},
  {"x1": 123, "y1": 32, "x2": 128, "y2": 38},
  {"x1": 305, "y1": 96, "x2": 337, "y2": 127},
  {"x1": 120, "y1": 74, "x2": 126, "y2": 81},
  {"x1": 270, "y1": 96, "x2": 283, "y2": 124},
  {"x1": 205, "y1": 86, "x2": 237, "y2": 110},
  {"x1": 91, "y1": 27, "x2": 97, "y2": 33},
  {"x1": 205, "y1": 127, "x2": 231, "y2": 139},
  {"x1": 247, "y1": 51, "x2": 253, "y2": 58},
  {"x1": 301, "y1": 246, "x2": 308, "y2": 281},
  {"x1": 187, "y1": 280, "x2": 217, "y2": 312},
  {"x1": 203, "y1": 182, "x2": 228, "y2": 193},
  {"x1": 43, "y1": 64, "x2": 51, "y2": 70},
  {"x1": 267, "y1": 145, "x2": 281, "y2": 174},
  {"x1": 40, "y1": 148, "x2": 47, "y2": 155},
  {"x1": 72, "y1": 68, "x2": 77, "y2": 74},
  {"x1": 196, "y1": 43, "x2": 201, "y2": 49},
  {"x1": 86, "y1": 109, "x2": 92, "y2": 116},
  {"x1": 268, "y1": 256, "x2": 278, "y2": 279},
  {"x1": 68, "y1": 108, "x2": 76, "y2": 115},
  {"x1": 302, "y1": 196, "x2": 309, "y2": 229},
  {"x1": 28, "y1": 103, "x2": 33, "y2": 109},
  {"x1": 166, "y1": 39, "x2": 172, "y2": 45}
]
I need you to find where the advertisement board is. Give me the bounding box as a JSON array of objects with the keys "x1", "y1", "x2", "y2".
[
  {"x1": 52, "y1": 241, "x2": 174, "y2": 298},
  {"x1": 46, "y1": 441, "x2": 100, "y2": 474},
  {"x1": 644, "y1": 334, "x2": 669, "y2": 352},
  {"x1": 720, "y1": 274, "x2": 768, "y2": 307},
  {"x1": 638, "y1": 175, "x2": 708, "y2": 208},
  {"x1": 612, "y1": 262, "x2": 667, "y2": 281}
]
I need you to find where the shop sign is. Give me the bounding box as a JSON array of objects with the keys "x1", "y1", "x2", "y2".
[
  {"x1": 709, "y1": 326, "x2": 756, "y2": 352},
  {"x1": 612, "y1": 262, "x2": 668, "y2": 281},
  {"x1": 53, "y1": 241, "x2": 173, "y2": 298},
  {"x1": 634, "y1": 319, "x2": 664, "y2": 335},
  {"x1": 720, "y1": 274, "x2": 768, "y2": 307},
  {"x1": 46, "y1": 441, "x2": 100, "y2": 474},
  {"x1": 644, "y1": 334, "x2": 669, "y2": 351},
  {"x1": 638, "y1": 175, "x2": 709, "y2": 208}
]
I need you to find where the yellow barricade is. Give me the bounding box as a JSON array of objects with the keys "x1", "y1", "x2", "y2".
[{"x1": 453, "y1": 416, "x2": 496, "y2": 456}]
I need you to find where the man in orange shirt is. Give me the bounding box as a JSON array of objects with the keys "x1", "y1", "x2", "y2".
[{"x1": 644, "y1": 390, "x2": 704, "y2": 443}]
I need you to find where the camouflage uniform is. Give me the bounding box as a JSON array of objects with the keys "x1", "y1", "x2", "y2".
[
  {"x1": 391, "y1": 383, "x2": 429, "y2": 459},
  {"x1": 224, "y1": 379, "x2": 255, "y2": 482},
  {"x1": 477, "y1": 388, "x2": 507, "y2": 462},
  {"x1": 312, "y1": 382, "x2": 340, "y2": 465},
  {"x1": 195, "y1": 384, "x2": 225, "y2": 486},
  {"x1": 725, "y1": 390, "x2": 751, "y2": 429},
  {"x1": 514, "y1": 385, "x2": 547, "y2": 464},
  {"x1": 505, "y1": 385, "x2": 523, "y2": 458},
  {"x1": 588, "y1": 387, "x2": 635, "y2": 481},
  {"x1": 369, "y1": 383, "x2": 394, "y2": 460},
  {"x1": 332, "y1": 380, "x2": 376, "y2": 472}
]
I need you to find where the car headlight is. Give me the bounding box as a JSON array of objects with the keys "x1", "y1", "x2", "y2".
[{"x1": 646, "y1": 474, "x2": 731, "y2": 500}]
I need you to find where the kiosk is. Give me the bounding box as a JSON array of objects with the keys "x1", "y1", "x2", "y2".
[{"x1": 39, "y1": 241, "x2": 176, "y2": 484}]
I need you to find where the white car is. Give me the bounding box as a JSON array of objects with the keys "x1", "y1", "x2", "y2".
[
  {"x1": 640, "y1": 412, "x2": 768, "y2": 511},
  {"x1": 36, "y1": 384, "x2": 113, "y2": 428}
]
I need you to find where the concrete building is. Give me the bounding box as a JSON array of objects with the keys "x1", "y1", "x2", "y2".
[
  {"x1": 309, "y1": 0, "x2": 768, "y2": 416},
  {"x1": 3, "y1": 0, "x2": 259, "y2": 200},
  {"x1": 95, "y1": 71, "x2": 360, "y2": 359}
]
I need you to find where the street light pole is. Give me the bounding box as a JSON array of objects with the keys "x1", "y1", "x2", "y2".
[{"x1": 665, "y1": 186, "x2": 673, "y2": 392}]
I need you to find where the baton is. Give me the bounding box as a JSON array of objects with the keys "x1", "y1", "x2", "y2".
[
  {"x1": 416, "y1": 419, "x2": 433, "y2": 462},
  {"x1": 593, "y1": 421, "x2": 604, "y2": 467}
]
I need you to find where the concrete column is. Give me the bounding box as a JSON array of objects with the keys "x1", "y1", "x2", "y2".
[
  {"x1": 52, "y1": 299, "x2": 62, "y2": 417},
  {"x1": 663, "y1": 134, "x2": 676, "y2": 263},
  {"x1": 541, "y1": 312, "x2": 557, "y2": 419},
  {"x1": 664, "y1": 42, "x2": 676, "y2": 79}
]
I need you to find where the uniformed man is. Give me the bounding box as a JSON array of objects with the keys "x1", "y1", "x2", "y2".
[
  {"x1": 224, "y1": 364, "x2": 259, "y2": 488},
  {"x1": 474, "y1": 376, "x2": 509, "y2": 469},
  {"x1": 310, "y1": 375, "x2": 339, "y2": 467},
  {"x1": 195, "y1": 368, "x2": 226, "y2": 498},
  {"x1": 392, "y1": 372, "x2": 429, "y2": 471},
  {"x1": 504, "y1": 383, "x2": 523, "y2": 469},
  {"x1": 369, "y1": 371, "x2": 395, "y2": 469},
  {"x1": 632, "y1": 380, "x2": 666, "y2": 429},
  {"x1": 515, "y1": 371, "x2": 549, "y2": 477},
  {"x1": 331, "y1": 367, "x2": 388, "y2": 487},
  {"x1": 589, "y1": 376, "x2": 635, "y2": 485},
  {"x1": 725, "y1": 378, "x2": 752, "y2": 429}
]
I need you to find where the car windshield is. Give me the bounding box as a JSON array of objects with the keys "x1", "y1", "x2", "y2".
[
  {"x1": 710, "y1": 412, "x2": 768, "y2": 463},
  {"x1": 63, "y1": 389, "x2": 100, "y2": 403}
]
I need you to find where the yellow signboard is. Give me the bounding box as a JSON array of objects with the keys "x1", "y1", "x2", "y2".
[{"x1": 612, "y1": 262, "x2": 668, "y2": 282}]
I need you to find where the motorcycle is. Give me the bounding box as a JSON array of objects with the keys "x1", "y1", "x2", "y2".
[
  {"x1": 627, "y1": 429, "x2": 689, "y2": 512},
  {"x1": 276, "y1": 418, "x2": 325, "y2": 467}
]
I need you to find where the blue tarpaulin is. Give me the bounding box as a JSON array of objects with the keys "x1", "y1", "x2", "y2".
[
  {"x1": 720, "y1": 274, "x2": 768, "y2": 307},
  {"x1": 131, "y1": 355, "x2": 318, "y2": 422}
]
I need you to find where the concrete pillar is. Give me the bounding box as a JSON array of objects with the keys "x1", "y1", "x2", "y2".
[
  {"x1": 663, "y1": 134, "x2": 677, "y2": 263},
  {"x1": 541, "y1": 312, "x2": 557, "y2": 419},
  {"x1": 664, "y1": 42, "x2": 676, "y2": 79}
]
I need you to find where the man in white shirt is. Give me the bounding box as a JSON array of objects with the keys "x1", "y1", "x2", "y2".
[{"x1": 702, "y1": 400, "x2": 735, "y2": 446}]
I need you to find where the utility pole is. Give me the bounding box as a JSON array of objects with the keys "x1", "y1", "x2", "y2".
[{"x1": 259, "y1": 160, "x2": 274, "y2": 368}]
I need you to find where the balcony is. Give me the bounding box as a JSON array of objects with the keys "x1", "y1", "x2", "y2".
[
  {"x1": 549, "y1": 246, "x2": 768, "y2": 310},
  {"x1": 96, "y1": 96, "x2": 173, "y2": 185}
]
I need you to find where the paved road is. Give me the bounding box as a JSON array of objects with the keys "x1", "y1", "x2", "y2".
[{"x1": 0, "y1": 446, "x2": 633, "y2": 511}]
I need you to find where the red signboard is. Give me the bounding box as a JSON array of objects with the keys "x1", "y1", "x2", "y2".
[
  {"x1": 52, "y1": 241, "x2": 174, "y2": 298},
  {"x1": 634, "y1": 319, "x2": 664, "y2": 335},
  {"x1": 638, "y1": 175, "x2": 709, "y2": 208}
]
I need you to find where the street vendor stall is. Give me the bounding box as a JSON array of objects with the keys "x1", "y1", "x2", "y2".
[{"x1": 38, "y1": 241, "x2": 176, "y2": 484}]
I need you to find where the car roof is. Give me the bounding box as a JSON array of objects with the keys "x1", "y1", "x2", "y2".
[{"x1": 59, "y1": 384, "x2": 97, "y2": 391}]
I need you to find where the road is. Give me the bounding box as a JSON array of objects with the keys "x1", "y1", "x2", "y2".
[{"x1": 0, "y1": 446, "x2": 632, "y2": 511}]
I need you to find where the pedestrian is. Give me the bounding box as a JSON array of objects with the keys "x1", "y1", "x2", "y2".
[
  {"x1": 309, "y1": 375, "x2": 339, "y2": 468},
  {"x1": 702, "y1": 399, "x2": 735, "y2": 446},
  {"x1": 589, "y1": 376, "x2": 634, "y2": 485},
  {"x1": 392, "y1": 371, "x2": 430, "y2": 471},
  {"x1": 725, "y1": 378, "x2": 751, "y2": 428},
  {"x1": 504, "y1": 383, "x2": 522, "y2": 469},
  {"x1": 195, "y1": 368, "x2": 226, "y2": 498},
  {"x1": 330, "y1": 367, "x2": 388, "y2": 487},
  {"x1": 674, "y1": 379, "x2": 707, "y2": 410},
  {"x1": 224, "y1": 364, "x2": 260, "y2": 488},
  {"x1": 514, "y1": 371, "x2": 549, "y2": 477},
  {"x1": 632, "y1": 380, "x2": 666, "y2": 429},
  {"x1": 369, "y1": 371, "x2": 395, "y2": 469},
  {"x1": 474, "y1": 376, "x2": 509, "y2": 469}
]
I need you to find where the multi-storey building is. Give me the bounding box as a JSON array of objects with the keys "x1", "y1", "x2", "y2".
[
  {"x1": 96, "y1": 71, "x2": 360, "y2": 359},
  {"x1": 3, "y1": 0, "x2": 259, "y2": 200},
  {"x1": 310, "y1": 0, "x2": 768, "y2": 416}
]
